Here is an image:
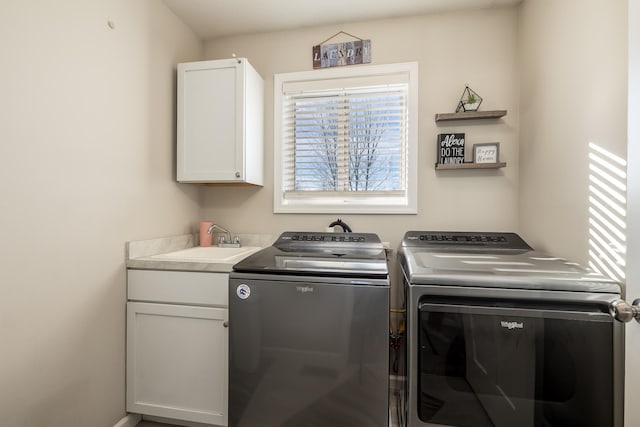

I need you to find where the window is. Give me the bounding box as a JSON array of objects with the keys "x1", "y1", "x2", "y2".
[{"x1": 274, "y1": 62, "x2": 418, "y2": 214}]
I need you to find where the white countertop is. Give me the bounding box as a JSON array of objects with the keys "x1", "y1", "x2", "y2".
[{"x1": 126, "y1": 233, "x2": 274, "y2": 273}]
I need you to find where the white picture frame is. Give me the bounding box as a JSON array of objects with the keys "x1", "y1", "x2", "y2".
[{"x1": 473, "y1": 142, "x2": 500, "y2": 163}]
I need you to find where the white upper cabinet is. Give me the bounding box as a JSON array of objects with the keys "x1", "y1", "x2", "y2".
[{"x1": 177, "y1": 58, "x2": 264, "y2": 185}]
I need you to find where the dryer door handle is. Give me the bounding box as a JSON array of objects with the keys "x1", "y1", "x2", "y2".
[{"x1": 610, "y1": 299, "x2": 640, "y2": 323}]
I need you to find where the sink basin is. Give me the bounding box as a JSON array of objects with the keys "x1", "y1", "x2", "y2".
[{"x1": 150, "y1": 246, "x2": 261, "y2": 263}]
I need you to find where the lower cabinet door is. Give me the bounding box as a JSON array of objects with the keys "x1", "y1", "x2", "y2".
[{"x1": 127, "y1": 302, "x2": 228, "y2": 426}]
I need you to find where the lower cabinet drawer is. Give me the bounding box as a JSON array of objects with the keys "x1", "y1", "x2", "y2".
[{"x1": 127, "y1": 269, "x2": 228, "y2": 306}]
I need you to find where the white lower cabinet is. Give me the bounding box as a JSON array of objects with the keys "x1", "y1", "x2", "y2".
[{"x1": 126, "y1": 270, "x2": 228, "y2": 426}]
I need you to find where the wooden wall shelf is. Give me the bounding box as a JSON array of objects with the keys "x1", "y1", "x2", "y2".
[
  {"x1": 435, "y1": 162, "x2": 507, "y2": 170},
  {"x1": 435, "y1": 110, "x2": 507, "y2": 122}
]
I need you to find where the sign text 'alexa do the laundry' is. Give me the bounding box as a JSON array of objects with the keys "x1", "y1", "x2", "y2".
[
  {"x1": 313, "y1": 39, "x2": 371, "y2": 69},
  {"x1": 438, "y1": 133, "x2": 466, "y2": 164}
]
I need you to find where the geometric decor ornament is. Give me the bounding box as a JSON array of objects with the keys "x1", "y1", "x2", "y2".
[{"x1": 456, "y1": 85, "x2": 483, "y2": 112}]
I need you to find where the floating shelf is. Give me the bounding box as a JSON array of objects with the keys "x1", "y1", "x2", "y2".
[
  {"x1": 435, "y1": 162, "x2": 507, "y2": 170},
  {"x1": 435, "y1": 110, "x2": 507, "y2": 122}
]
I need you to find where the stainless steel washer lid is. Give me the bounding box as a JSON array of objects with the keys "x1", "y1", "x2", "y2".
[
  {"x1": 233, "y1": 231, "x2": 389, "y2": 279},
  {"x1": 399, "y1": 231, "x2": 621, "y2": 294}
]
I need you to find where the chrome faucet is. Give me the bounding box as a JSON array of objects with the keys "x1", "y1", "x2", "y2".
[{"x1": 207, "y1": 224, "x2": 241, "y2": 247}]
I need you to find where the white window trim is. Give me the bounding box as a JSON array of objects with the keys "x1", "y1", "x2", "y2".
[{"x1": 273, "y1": 62, "x2": 418, "y2": 214}]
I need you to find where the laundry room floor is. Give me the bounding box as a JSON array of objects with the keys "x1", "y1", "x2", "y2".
[{"x1": 135, "y1": 384, "x2": 403, "y2": 426}]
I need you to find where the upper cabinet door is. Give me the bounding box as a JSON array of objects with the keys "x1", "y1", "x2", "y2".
[{"x1": 177, "y1": 58, "x2": 264, "y2": 185}]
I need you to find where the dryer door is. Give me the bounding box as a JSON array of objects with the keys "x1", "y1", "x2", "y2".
[{"x1": 417, "y1": 297, "x2": 621, "y2": 427}]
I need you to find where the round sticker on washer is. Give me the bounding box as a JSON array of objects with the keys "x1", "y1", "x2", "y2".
[{"x1": 236, "y1": 284, "x2": 251, "y2": 300}]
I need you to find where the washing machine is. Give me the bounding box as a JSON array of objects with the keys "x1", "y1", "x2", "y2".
[
  {"x1": 229, "y1": 231, "x2": 390, "y2": 427},
  {"x1": 398, "y1": 231, "x2": 623, "y2": 427}
]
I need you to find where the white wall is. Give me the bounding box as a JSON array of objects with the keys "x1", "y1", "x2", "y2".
[
  {"x1": 0, "y1": 1, "x2": 202, "y2": 426},
  {"x1": 201, "y1": 7, "x2": 521, "y2": 250},
  {"x1": 0, "y1": 1, "x2": 627, "y2": 424},
  {"x1": 518, "y1": 0, "x2": 627, "y2": 264},
  {"x1": 625, "y1": 3, "x2": 639, "y2": 423}
]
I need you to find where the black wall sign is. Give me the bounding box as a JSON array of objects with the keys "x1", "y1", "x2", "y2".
[{"x1": 437, "y1": 133, "x2": 465, "y2": 164}]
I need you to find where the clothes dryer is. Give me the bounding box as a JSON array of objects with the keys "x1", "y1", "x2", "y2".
[{"x1": 399, "y1": 231, "x2": 623, "y2": 427}]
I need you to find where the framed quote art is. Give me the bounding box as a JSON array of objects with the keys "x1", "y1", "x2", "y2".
[
  {"x1": 473, "y1": 143, "x2": 500, "y2": 164},
  {"x1": 437, "y1": 133, "x2": 465, "y2": 165}
]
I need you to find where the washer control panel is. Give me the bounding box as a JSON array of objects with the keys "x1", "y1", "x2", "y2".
[
  {"x1": 402, "y1": 231, "x2": 532, "y2": 250},
  {"x1": 275, "y1": 232, "x2": 381, "y2": 249},
  {"x1": 290, "y1": 234, "x2": 366, "y2": 243}
]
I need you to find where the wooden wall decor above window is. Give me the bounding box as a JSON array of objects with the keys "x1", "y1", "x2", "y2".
[{"x1": 312, "y1": 31, "x2": 371, "y2": 69}]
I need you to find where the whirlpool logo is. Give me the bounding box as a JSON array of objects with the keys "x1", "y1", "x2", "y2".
[
  {"x1": 501, "y1": 320, "x2": 524, "y2": 330},
  {"x1": 296, "y1": 286, "x2": 314, "y2": 293},
  {"x1": 236, "y1": 284, "x2": 250, "y2": 300}
]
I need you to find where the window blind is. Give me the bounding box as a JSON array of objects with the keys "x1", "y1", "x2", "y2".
[{"x1": 281, "y1": 84, "x2": 408, "y2": 197}]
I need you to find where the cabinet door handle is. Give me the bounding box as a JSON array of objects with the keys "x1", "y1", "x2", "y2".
[
  {"x1": 235, "y1": 172, "x2": 241, "y2": 178},
  {"x1": 223, "y1": 321, "x2": 229, "y2": 328}
]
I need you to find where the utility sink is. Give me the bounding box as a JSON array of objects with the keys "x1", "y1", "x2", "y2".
[{"x1": 150, "y1": 246, "x2": 261, "y2": 263}]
